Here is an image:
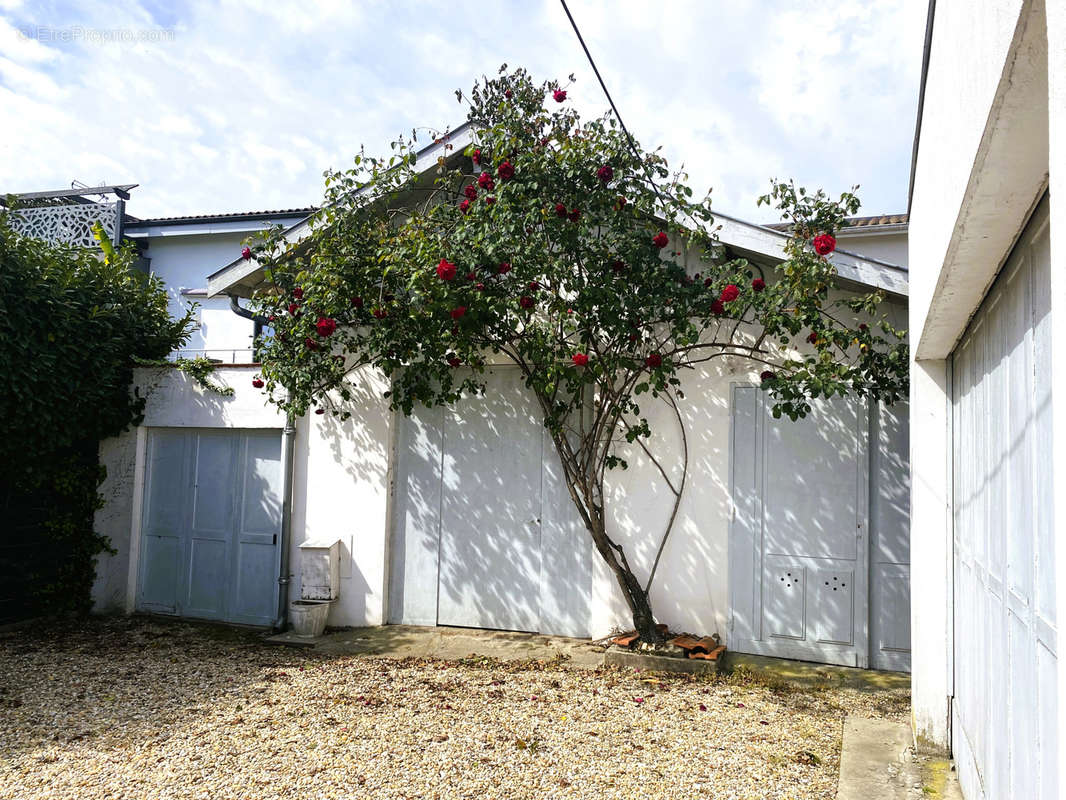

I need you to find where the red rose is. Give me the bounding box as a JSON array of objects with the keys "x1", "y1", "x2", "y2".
[
  {"x1": 477, "y1": 171, "x2": 492, "y2": 189},
  {"x1": 519, "y1": 295, "x2": 534, "y2": 309},
  {"x1": 498, "y1": 262, "x2": 512, "y2": 274},
  {"x1": 485, "y1": 196, "x2": 496, "y2": 205},
  {"x1": 241, "y1": 246, "x2": 252, "y2": 260},
  {"x1": 813, "y1": 233, "x2": 836, "y2": 255},
  {"x1": 645, "y1": 353, "x2": 662, "y2": 368},
  {"x1": 252, "y1": 378, "x2": 264, "y2": 388},
  {"x1": 497, "y1": 161, "x2": 515, "y2": 180},
  {"x1": 288, "y1": 303, "x2": 300, "y2": 316},
  {"x1": 807, "y1": 332, "x2": 819, "y2": 344},
  {"x1": 304, "y1": 337, "x2": 319, "y2": 351},
  {"x1": 315, "y1": 408, "x2": 325, "y2": 415},
  {"x1": 447, "y1": 354, "x2": 461, "y2": 367},
  {"x1": 760, "y1": 370, "x2": 776, "y2": 382},
  {"x1": 720, "y1": 284, "x2": 740, "y2": 303},
  {"x1": 859, "y1": 323, "x2": 869, "y2": 331},
  {"x1": 450, "y1": 306, "x2": 467, "y2": 320},
  {"x1": 475, "y1": 282, "x2": 485, "y2": 291},
  {"x1": 472, "y1": 148, "x2": 481, "y2": 165},
  {"x1": 268, "y1": 314, "x2": 277, "y2": 323},
  {"x1": 616, "y1": 196, "x2": 627, "y2": 210},
  {"x1": 504, "y1": 89, "x2": 512, "y2": 99},
  {"x1": 611, "y1": 260, "x2": 625, "y2": 273},
  {"x1": 459, "y1": 198, "x2": 471, "y2": 214},
  {"x1": 703, "y1": 278, "x2": 713, "y2": 287},
  {"x1": 464, "y1": 185, "x2": 477, "y2": 200},
  {"x1": 751, "y1": 278, "x2": 766, "y2": 292},
  {"x1": 466, "y1": 271, "x2": 477, "y2": 281},
  {"x1": 567, "y1": 208, "x2": 580, "y2": 222},
  {"x1": 597, "y1": 164, "x2": 614, "y2": 183},
  {"x1": 710, "y1": 299, "x2": 725, "y2": 315},
  {"x1": 350, "y1": 296, "x2": 363, "y2": 308},
  {"x1": 653, "y1": 231, "x2": 669, "y2": 248},
  {"x1": 316, "y1": 317, "x2": 337, "y2": 337},
  {"x1": 528, "y1": 281, "x2": 540, "y2": 291},
  {"x1": 292, "y1": 287, "x2": 304, "y2": 300},
  {"x1": 553, "y1": 89, "x2": 567, "y2": 103},
  {"x1": 373, "y1": 307, "x2": 387, "y2": 319},
  {"x1": 555, "y1": 202, "x2": 568, "y2": 218},
  {"x1": 572, "y1": 353, "x2": 589, "y2": 366},
  {"x1": 436, "y1": 258, "x2": 457, "y2": 280}
]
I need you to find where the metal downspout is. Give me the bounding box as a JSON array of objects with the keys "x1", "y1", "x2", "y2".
[
  {"x1": 228, "y1": 294, "x2": 295, "y2": 631},
  {"x1": 276, "y1": 409, "x2": 296, "y2": 630}
]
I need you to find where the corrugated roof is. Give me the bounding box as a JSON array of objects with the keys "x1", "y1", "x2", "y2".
[
  {"x1": 765, "y1": 213, "x2": 908, "y2": 232},
  {"x1": 125, "y1": 207, "x2": 316, "y2": 226}
]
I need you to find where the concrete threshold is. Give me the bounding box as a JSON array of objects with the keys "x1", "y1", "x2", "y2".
[{"x1": 836, "y1": 716, "x2": 963, "y2": 800}]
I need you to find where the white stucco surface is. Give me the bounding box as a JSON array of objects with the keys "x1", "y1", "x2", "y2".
[
  {"x1": 1045, "y1": 0, "x2": 1066, "y2": 785},
  {"x1": 836, "y1": 231, "x2": 908, "y2": 268},
  {"x1": 908, "y1": 0, "x2": 1063, "y2": 768},
  {"x1": 93, "y1": 365, "x2": 396, "y2": 630}
]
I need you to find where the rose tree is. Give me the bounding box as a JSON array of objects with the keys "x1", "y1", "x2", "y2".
[{"x1": 250, "y1": 68, "x2": 908, "y2": 644}]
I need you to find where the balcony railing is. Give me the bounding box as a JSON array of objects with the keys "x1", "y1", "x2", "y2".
[
  {"x1": 170, "y1": 349, "x2": 258, "y2": 365},
  {"x1": 7, "y1": 200, "x2": 123, "y2": 248}
]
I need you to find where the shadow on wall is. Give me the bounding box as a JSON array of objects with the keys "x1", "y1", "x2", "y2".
[
  {"x1": 387, "y1": 367, "x2": 590, "y2": 636},
  {"x1": 605, "y1": 364, "x2": 732, "y2": 638},
  {"x1": 293, "y1": 369, "x2": 387, "y2": 622}
]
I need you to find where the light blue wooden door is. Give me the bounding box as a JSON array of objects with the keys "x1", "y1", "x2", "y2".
[
  {"x1": 138, "y1": 429, "x2": 281, "y2": 626},
  {"x1": 730, "y1": 388, "x2": 871, "y2": 667}
]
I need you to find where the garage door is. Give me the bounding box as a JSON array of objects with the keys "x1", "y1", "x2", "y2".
[
  {"x1": 388, "y1": 367, "x2": 591, "y2": 637},
  {"x1": 729, "y1": 389, "x2": 911, "y2": 670},
  {"x1": 138, "y1": 428, "x2": 283, "y2": 626},
  {"x1": 951, "y1": 195, "x2": 1057, "y2": 800}
]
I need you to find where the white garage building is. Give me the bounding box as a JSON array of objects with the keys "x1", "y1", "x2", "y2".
[
  {"x1": 908, "y1": 0, "x2": 1064, "y2": 797},
  {"x1": 78, "y1": 131, "x2": 913, "y2": 673}
]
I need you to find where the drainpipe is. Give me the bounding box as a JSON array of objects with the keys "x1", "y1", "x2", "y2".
[
  {"x1": 228, "y1": 294, "x2": 295, "y2": 631},
  {"x1": 276, "y1": 408, "x2": 296, "y2": 630}
]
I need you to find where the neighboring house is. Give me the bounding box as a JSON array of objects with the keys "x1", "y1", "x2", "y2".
[
  {"x1": 908, "y1": 1, "x2": 1063, "y2": 798},
  {"x1": 19, "y1": 135, "x2": 910, "y2": 672},
  {"x1": 123, "y1": 208, "x2": 313, "y2": 361}
]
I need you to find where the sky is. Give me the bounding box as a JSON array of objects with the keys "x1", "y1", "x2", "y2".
[{"x1": 0, "y1": 0, "x2": 926, "y2": 223}]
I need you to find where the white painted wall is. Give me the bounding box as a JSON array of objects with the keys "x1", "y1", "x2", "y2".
[
  {"x1": 134, "y1": 232, "x2": 255, "y2": 355},
  {"x1": 907, "y1": 0, "x2": 1064, "y2": 769},
  {"x1": 837, "y1": 230, "x2": 908, "y2": 267},
  {"x1": 1047, "y1": 0, "x2": 1066, "y2": 786},
  {"x1": 93, "y1": 365, "x2": 395, "y2": 630}
]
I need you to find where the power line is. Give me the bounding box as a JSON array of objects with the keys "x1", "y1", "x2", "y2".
[{"x1": 558, "y1": 0, "x2": 668, "y2": 208}]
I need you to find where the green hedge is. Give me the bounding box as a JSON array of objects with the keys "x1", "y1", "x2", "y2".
[{"x1": 0, "y1": 215, "x2": 190, "y2": 621}]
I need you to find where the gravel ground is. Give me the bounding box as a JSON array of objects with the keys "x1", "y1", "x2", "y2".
[{"x1": 0, "y1": 618, "x2": 909, "y2": 800}]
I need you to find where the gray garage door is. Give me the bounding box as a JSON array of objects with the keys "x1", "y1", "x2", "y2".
[
  {"x1": 729, "y1": 389, "x2": 911, "y2": 670},
  {"x1": 138, "y1": 428, "x2": 283, "y2": 627},
  {"x1": 388, "y1": 367, "x2": 591, "y2": 638},
  {"x1": 951, "y1": 195, "x2": 1057, "y2": 799}
]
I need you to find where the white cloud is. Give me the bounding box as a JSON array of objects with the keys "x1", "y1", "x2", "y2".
[{"x1": 0, "y1": 0, "x2": 924, "y2": 222}]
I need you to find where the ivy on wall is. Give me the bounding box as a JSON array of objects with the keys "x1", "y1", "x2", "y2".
[{"x1": 0, "y1": 213, "x2": 191, "y2": 621}]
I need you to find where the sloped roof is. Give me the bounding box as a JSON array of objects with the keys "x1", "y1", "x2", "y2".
[
  {"x1": 764, "y1": 213, "x2": 908, "y2": 232},
  {"x1": 125, "y1": 208, "x2": 316, "y2": 227}
]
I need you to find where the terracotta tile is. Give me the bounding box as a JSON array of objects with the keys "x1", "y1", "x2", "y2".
[
  {"x1": 669, "y1": 635, "x2": 704, "y2": 652},
  {"x1": 688, "y1": 646, "x2": 727, "y2": 661},
  {"x1": 611, "y1": 631, "x2": 639, "y2": 647}
]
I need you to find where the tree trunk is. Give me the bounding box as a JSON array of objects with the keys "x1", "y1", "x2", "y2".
[{"x1": 585, "y1": 511, "x2": 664, "y2": 644}]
